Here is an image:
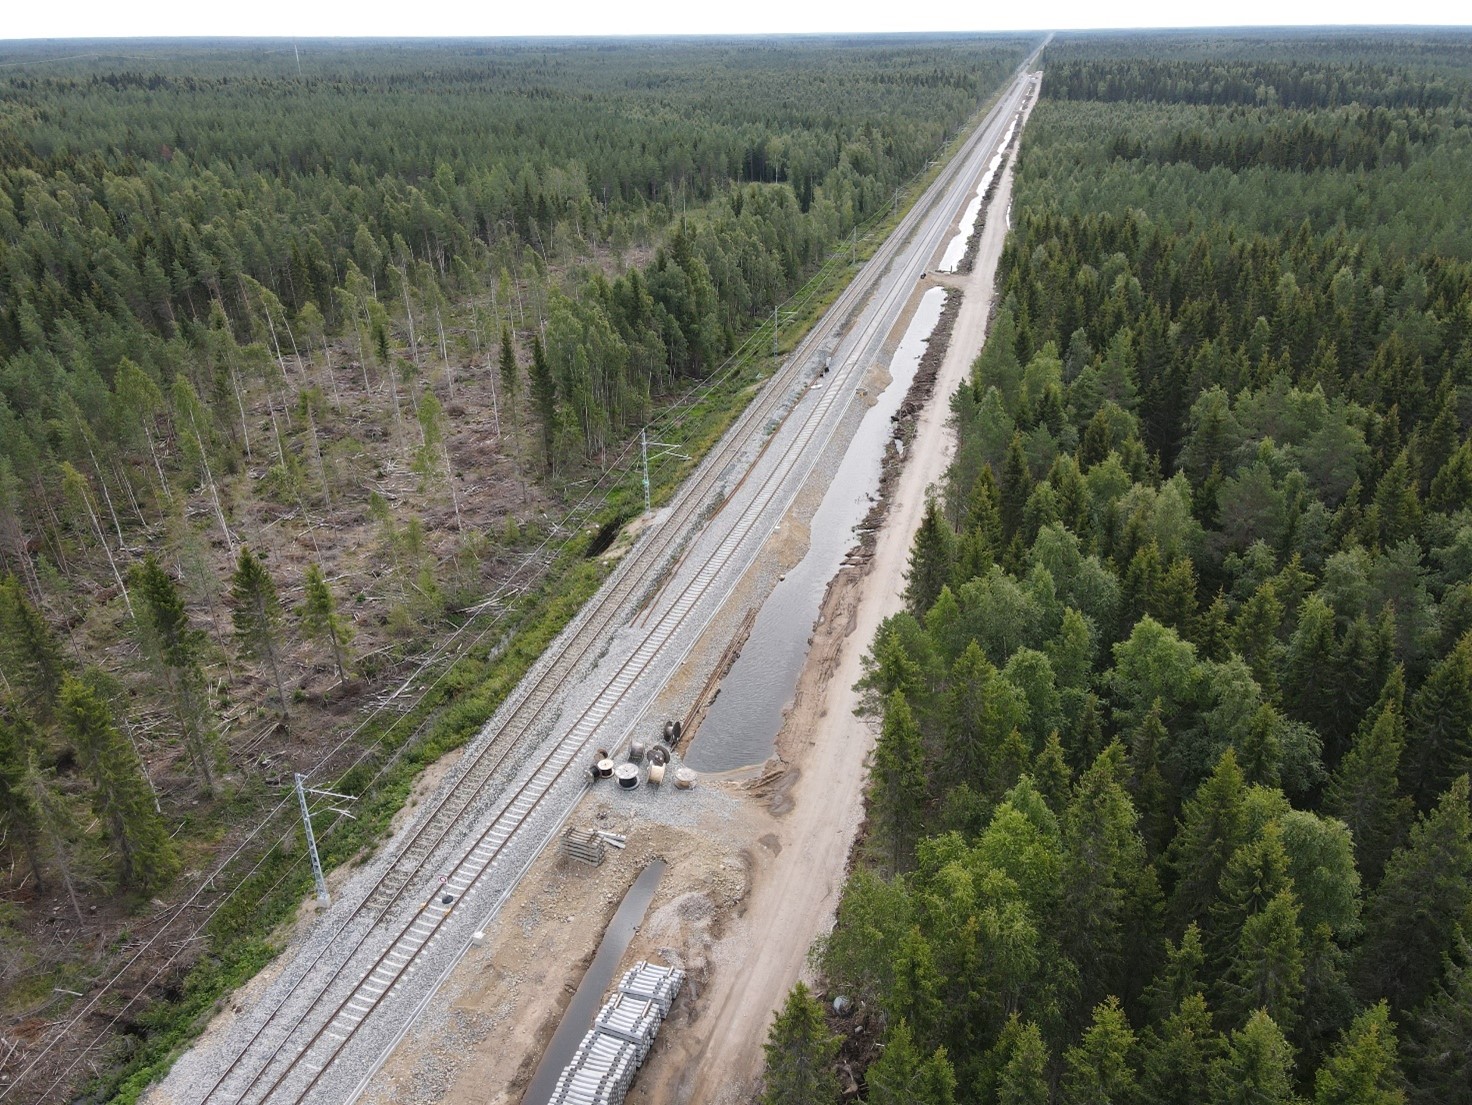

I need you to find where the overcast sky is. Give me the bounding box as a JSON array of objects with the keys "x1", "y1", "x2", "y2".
[{"x1": 1, "y1": 0, "x2": 1467, "y2": 40}]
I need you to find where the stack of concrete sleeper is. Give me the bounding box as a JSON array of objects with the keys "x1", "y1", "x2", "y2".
[{"x1": 546, "y1": 960, "x2": 685, "y2": 1105}]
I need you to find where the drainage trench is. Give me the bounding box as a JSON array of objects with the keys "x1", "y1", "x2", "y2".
[{"x1": 521, "y1": 859, "x2": 668, "y2": 1105}]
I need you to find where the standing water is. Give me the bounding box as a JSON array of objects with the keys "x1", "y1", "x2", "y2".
[
  {"x1": 936, "y1": 115, "x2": 1018, "y2": 272},
  {"x1": 521, "y1": 859, "x2": 667, "y2": 1105},
  {"x1": 686, "y1": 287, "x2": 949, "y2": 772}
]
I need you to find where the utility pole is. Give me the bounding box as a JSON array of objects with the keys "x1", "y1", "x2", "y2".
[
  {"x1": 772, "y1": 305, "x2": 780, "y2": 357},
  {"x1": 641, "y1": 427, "x2": 689, "y2": 513},
  {"x1": 294, "y1": 773, "x2": 357, "y2": 905},
  {"x1": 641, "y1": 428, "x2": 650, "y2": 512}
]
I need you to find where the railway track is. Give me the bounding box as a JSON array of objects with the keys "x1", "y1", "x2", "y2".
[{"x1": 186, "y1": 64, "x2": 1037, "y2": 1105}]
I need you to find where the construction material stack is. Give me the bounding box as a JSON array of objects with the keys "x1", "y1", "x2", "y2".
[{"x1": 545, "y1": 961, "x2": 685, "y2": 1105}]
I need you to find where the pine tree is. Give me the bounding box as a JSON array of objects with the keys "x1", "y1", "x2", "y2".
[
  {"x1": 59, "y1": 675, "x2": 177, "y2": 894},
  {"x1": 761, "y1": 981, "x2": 842, "y2": 1105},
  {"x1": 231, "y1": 546, "x2": 288, "y2": 717},
  {"x1": 866, "y1": 1019, "x2": 957, "y2": 1105},
  {"x1": 131, "y1": 555, "x2": 217, "y2": 793},
  {"x1": 300, "y1": 562, "x2": 353, "y2": 682},
  {"x1": 871, "y1": 691, "x2": 927, "y2": 875},
  {"x1": 1356, "y1": 775, "x2": 1472, "y2": 1013},
  {"x1": 1313, "y1": 1002, "x2": 1406, "y2": 1105}
]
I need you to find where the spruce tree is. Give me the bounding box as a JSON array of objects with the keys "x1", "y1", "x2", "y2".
[
  {"x1": 1060, "y1": 996, "x2": 1139, "y2": 1105},
  {"x1": 1324, "y1": 701, "x2": 1413, "y2": 886},
  {"x1": 1356, "y1": 775, "x2": 1472, "y2": 1013},
  {"x1": 1166, "y1": 748, "x2": 1249, "y2": 931},
  {"x1": 529, "y1": 332, "x2": 558, "y2": 472},
  {"x1": 1128, "y1": 702, "x2": 1172, "y2": 856},
  {"x1": 1000, "y1": 432, "x2": 1033, "y2": 543},
  {"x1": 1060, "y1": 742, "x2": 1156, "y2": 1013},
  {"x1": 300, "y1": 562, "x2": 353, "y2": 682},
  {"x1": 1405, "y1": 635, "x2": 1472, "y2": 809},
  {"x1": 131, "y1": 555, "x2": 217, "y2": 793},
  {"x1": 992, "y1": 1017, "x2": 1050, "y2": 1105},
  {"x1": 905, "y1": 499, "x2": 956, "y2": 615},
  {"x1": 1138, "y1": 992, "x2": 1224, "y2": 1105},
  {"x1": 1314, "y1": 1002, "x2": 1407, "y2": 1105},
  {"x1": 871, "y1": 691, "x2": 927, "y2": 874},
  {"x1": 1145, "y1": 922, "x2": 1208, "y2": 1021},
  {"x1": 966, "y1": 463, "x2": 1005, "y2": 552},
  {"x1": 59, "y1": 675, "x2": 177, "y2": 894},
  {"x1": 1403, "y1": 933, "x2": 1472, "y2": 1104},
  {"x1": 1283, "y1": 596, "x2": 1342, "y2": 756},
  {"x1": 1238, "y1": 703, "x2": 1284, "y2": 789},
  {"x1": 1207, "y1": 1010, "x2": 1298, "y2": 1105},
  {"x1": 0, "y1": 707, "x2": 45, "y2": 890},
  {"x1": 761, "y1": 981, "x2": 841, "y2": 1105},
  {"x1": 866, "y1": 1019, "x2": 957, "y2": 1105},
  {"x1": 1222, "y1": 890, "x2": 1306, "y2": 1035},
  {"x1": 231, "y1": 546, "x2": 288, "y2": 716},
  {"x1": 1033, "y1": 730, "x2": 1073, "y2": 816},
  {"x1": 1210, "y1": 821, "x2": 1294, "y2": 968},
  {"x1": 1233, "y1": 580, "x2": 1285, "y2": 702},
  {"x1": 0, "y1": 574, "x2": 65, "y2": 721}
]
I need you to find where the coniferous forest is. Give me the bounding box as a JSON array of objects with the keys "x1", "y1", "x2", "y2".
[
  {"x1": 0, "y1": 35, "x2": 1037, "y2": 1102},
  {"x1": 797, "y1": 28, "x2": 1472, "y2": 1105}
]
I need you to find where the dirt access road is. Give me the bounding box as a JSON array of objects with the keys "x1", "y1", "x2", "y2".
[{"x1": 358, "y1": 84, "x2": 1036, "y2": 1105}]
